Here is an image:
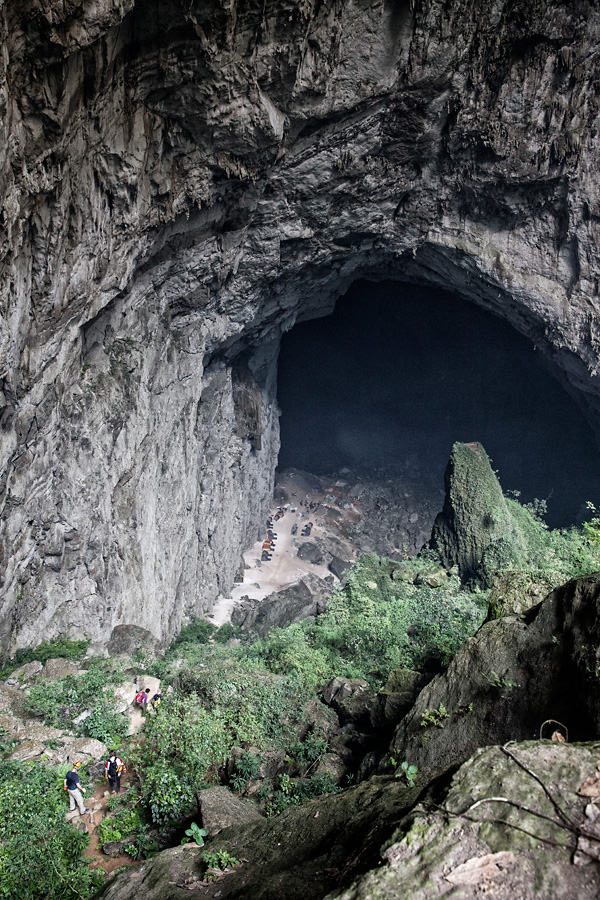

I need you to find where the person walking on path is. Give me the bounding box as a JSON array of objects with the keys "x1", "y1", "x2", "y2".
[
  {"x1": 105, "y1": 751, "x2": 126, "y2": 794},
  {"x1": 135, "y1": 688, "x2": 151, "y2": 716},
  {"x1": 64, "y1": 761, "x2": 89, "y2": 815}
]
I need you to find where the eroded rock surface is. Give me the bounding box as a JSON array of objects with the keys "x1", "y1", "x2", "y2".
[
  {"x1": 387, "y1": 573, "x2": 600, "y2": 778},
  {"x1": 96, "y1": 741, "x2": 600, "y2": 900},
  {"x1": 331, "y1": 742, "x2": 600, "y2": 900},
  {"x1": 3, "y1": 0, "x2": 600, "y2": 648}
]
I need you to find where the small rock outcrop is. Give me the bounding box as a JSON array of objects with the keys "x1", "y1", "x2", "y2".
[
  {"x1": 322, "y1": 678, "x2": 377, "y2": 730},
  {"x1": 370, "y1": 669, "x2": 431, "y2": 733}
]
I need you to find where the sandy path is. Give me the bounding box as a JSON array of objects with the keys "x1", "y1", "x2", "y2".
[{"x1": 211, "y1": 507, "x2": 335, "y2": 626}]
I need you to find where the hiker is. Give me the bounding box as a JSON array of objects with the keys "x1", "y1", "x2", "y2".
[
  {"x1": 135, "y1": 688, "x2": 151, "y2": 715},
  {"x1": 151, "y1": 690, "x2": 162, "y2": 711},
  {"x1": 105, "y1": 750, "x2": 126, "y2": 794},
  {"x1": 64, "y1": 761, "x2": 89, "y2": 815}
]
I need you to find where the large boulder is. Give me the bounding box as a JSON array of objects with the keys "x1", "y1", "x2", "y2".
[
  {"x1": 430, "y1": 442, "x2": 524, "y2": 583},
  {"x1": 387, "y1": 573, "x2": 600, "y2": 779},
  {"x1": 328, "y1": 556, "x2": 352, "y2": 580},
  {"x1": 5, "y1": 660, "x2": 43, "y2": 687},
  {"x1": 198, "y1": 785, "x2": 264, "y2": 835},
  {"x1": 43, "y1": 658, "x2": 80, "y2": 679},
  {"x1": 297, "y1": 542, "x2": 325, "y2": 565},
  {"x1": 231, "y1": 576, "x2": 330, "y2": 635},
  {"x1": 107, "y1": 625, "x2": 162, "y2": 657},
  {"x1": 95, "y1": 741, "x2": 600, "y2": 900},
  {"x1": 332, "y1": 742, "x2": 600, "y2": 900}
]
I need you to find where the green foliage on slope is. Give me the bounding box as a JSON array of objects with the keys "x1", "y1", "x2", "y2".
[
  {"x1": 0, "y1": 761, "x2": 103, "y2": 900},
  {"x1": 23, "y1": 659, "x2": 128, "y2": 747}
]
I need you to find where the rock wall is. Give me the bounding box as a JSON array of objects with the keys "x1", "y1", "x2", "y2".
[{"x1": 2, "y1": 0, "x2": 600, "y2": 647}]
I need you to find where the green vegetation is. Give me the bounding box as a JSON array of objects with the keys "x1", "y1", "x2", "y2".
[
  {"x1": 96, "y1": 807, "x2": 142, "y2": 844},
  {"x1": 486, "y1": 497, "x2": 600, "y2": 584},
  {"x1": 123, "y1": 828, "x2": 158, "y2": 860},
  {"x1": 202, "y1": 849, "x2": 240, "y2": 875},
  {"x1": 0, "y1": 639, "x2": 89, "y2": 680},
  {"x1": 420, "y1": 704, "x2": 450, "y2": 729},
  {"x1": 483, "y1": 671, "x2": 518, "y2": 691},
  {"x1": 249, "y1": 554, "x2": 487, "y2": 689},
  {"x1": 133, "y1": 694, "x2": 230, "y2": 824},
  {"x1": 264, "y1": 772, "x2": 341, "y2": 817},
  {"x1": 0, "y1": 760, "x2": 102, "y2": 900},
  {"x1": 230, "y1": 752, "x2": 261, "y2": 793},
  {"x1": 389, "y1": 759, "x2": 418, "y2": 787},
  {"x1": 181, "y1": 822, "x2": 208, "y2": 846},
  {"x1": 23, "y1": 659, "x2": 128, "y2": 747}
]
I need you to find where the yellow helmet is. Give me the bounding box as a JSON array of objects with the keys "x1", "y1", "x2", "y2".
[{"x1": 73, "y1": 761, "x2": 82, "y2": 769}]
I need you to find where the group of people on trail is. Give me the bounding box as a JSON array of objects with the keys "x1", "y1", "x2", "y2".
[
  {"x1": 262, "y1": 509, "x2": 286, "y2": 561},
  {"x1": 63, "y1": 748, "x2": 128, "y2": 816},
  {"x1": 134, "y1": 688, "x2": 162, "y2": 715}
]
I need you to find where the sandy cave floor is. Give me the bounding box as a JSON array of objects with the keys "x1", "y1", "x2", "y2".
[{"x1": 209, "y1": 465, "x2": 436, "y2": 627}]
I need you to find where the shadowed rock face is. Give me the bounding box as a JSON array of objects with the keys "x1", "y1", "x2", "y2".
[
  {"x1": 94, "y1": 741, "x2": 600, "y2": 900},
  {"x1": 2, "y1": 0, "x2": 600, "y2": 648}
]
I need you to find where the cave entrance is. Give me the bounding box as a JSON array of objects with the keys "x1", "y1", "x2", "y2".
[{"x1": 277, "y1": 280, "x2": 599, "y2": 533}]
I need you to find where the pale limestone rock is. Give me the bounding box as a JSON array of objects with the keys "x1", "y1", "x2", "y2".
[
  {"x1": 42, "y1": 658, "x2": 80, "y2": 679},
  {"x1": 1, "y1": 0, "x2": 600, "y2": 650},
  {"x1": 5, "y1": 660, "x2": 43, "y2": 686}
]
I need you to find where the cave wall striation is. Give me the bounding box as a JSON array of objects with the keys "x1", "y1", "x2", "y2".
[{"x1": 1, "y1": 0, "x2": 600, "y2": 648}]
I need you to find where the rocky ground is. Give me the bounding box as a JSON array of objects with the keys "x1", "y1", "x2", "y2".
[
  {"x1": 211, "y1": 466, "x2": 441, "y2": 628},
  {"x1": 96, "y1": 739, "x2": 600, "y2": 900}
]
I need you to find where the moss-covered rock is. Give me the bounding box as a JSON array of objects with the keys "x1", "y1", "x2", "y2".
[
  {"x1": 330, "y1": 741, "x2": 600, "y2": 900},
  {"x1": 387, "y1": 574, "x2": 600, "y2": 779},
  {"x1": 486, "y1": 571, "x2": 555, "y2": 620},
  {"x1": 430, "y1": 442, "x2": 524, "y2": 584}
]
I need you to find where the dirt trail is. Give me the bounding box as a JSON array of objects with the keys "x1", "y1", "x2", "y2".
[
  {"x1": 77, "y1": 694, "x2": 160, "y2": 875},
  {"x1": 83, "y1": 778, "x2": 138, "y2": 874}
]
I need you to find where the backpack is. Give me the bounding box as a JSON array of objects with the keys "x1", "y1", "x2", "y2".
[
  {"x1": 135, "y1": 692, "x2": 145, "y2": 704},
  {"x1": 107, "y1": 758, "x2": 118, "y2": 779}
]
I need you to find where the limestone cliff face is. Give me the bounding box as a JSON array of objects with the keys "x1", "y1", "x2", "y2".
[{"x1": 1, "y1": 0, "x2": 600, "y2": 648}]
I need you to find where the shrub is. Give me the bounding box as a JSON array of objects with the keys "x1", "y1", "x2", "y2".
[
  {"x1": 0, "y1": 638, "x2": 89, "y2": 680},
  {"x1": 264, "y1": 772, "x2": 341, "y2": 817},
  {"x1": 172, "y1": 619, "x2": 216, "y2": 646},
  {"x1": 96, "y1": 808, "x2": 142, "y2": 844},
  {"x1": 134, "y1": 695, "x2": 229, "y2": 824},
  {"x1": 230, "y1": 752, "x2": 261, "y2": 792},
  {"x1": 23, "y1": 659, "x2": 127, "y2": 746}
]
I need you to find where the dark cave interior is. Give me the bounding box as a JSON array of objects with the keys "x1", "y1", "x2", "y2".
[{"x1": 277, "y1": 280, "x2": 600, "y2": 529}]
